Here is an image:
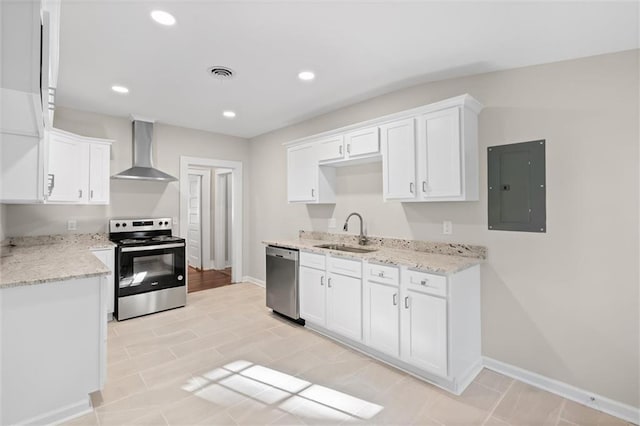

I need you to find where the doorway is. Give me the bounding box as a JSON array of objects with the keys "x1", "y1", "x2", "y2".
[
  {"x1": 187, "y1": 168, "x2": 211, "y2": 270},
  {"x1": 180, "y1": 156, "x2": 243, "y2": 288}
]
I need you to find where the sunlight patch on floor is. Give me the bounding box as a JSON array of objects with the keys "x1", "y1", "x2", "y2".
[{"x1": 181, "y1": 360, "x2": 384, "y2": 422}]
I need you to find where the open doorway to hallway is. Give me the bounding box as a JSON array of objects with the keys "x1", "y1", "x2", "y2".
[{"x1": 180, "y1": 156, "x2": 243, "y2": 292}]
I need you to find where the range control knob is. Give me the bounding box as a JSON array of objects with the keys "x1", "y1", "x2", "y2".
[
  {"x1": 122, "y1": 223, "x2": 127, "y2": 227},
  {"x1": 115, "y1": 223, "x2": 120, "y2": 228},
  {"x1": 177, "y1": 275, "x2": 183, "y2": 281},
  {"x1": 164, "y1": 221, "x2": 169, "y2": 225}
]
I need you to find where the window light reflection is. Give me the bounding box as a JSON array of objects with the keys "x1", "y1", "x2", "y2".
[{"x1": 181, "y1": 360, "x2": 384, "y2": 422}]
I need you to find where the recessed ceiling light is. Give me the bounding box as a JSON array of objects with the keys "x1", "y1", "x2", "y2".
[
  {"x1": 151, "y1": 10, "x2": 176, "y2": 26},
  {"x1": 223, "y1": 111, "x2": 236, "y2": 118},
  {"x1": 298, "y1": 71, "x2": 315, "y2": 81},
  {"x1": 111, "y1": 85, "x2": 129, "y2": 94}
]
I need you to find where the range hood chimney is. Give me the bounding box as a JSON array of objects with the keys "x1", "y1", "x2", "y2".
[{"x1": 111, "y1": 119, "x2": 177, "y2": 182}]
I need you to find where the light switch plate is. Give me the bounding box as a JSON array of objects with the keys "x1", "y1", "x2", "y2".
[
  {"x1": 328, "y1": 218, "x2": 336, "y2": 228},
  {"x1": 67, "y1": 220, "x2": 77, "y2": 231},
  {"x1": 442, "y1": 220, "x2": 453, "y2": 235}
]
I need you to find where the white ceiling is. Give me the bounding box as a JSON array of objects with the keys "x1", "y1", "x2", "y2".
[{"x1": 56, "y1": 1, "x2": 639, "y2": 139}]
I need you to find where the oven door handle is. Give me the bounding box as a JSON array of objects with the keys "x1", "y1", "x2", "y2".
[{"x1": 121, "y1": 243, "x2": 185, "y2": 252}]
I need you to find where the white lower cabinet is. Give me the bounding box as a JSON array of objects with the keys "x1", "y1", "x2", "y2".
[
  {"x1": 299, "y1": 265, "x2": 326, "y2": 326},
  {"x1": 301, "y1": 251, "x2": 481, "y2": 395},
  {"x1": 326, "y1": 272, "x2": 362, "y2": 341},
  {"x1": 299, "y1": 253, "x2": 363, "y2": 341},
  {"x1": 364, "y1": 280, "x2": 400, "y2": 357},
  {"x1": 92, "y1": 247, "x2": 115, "y2": 317},
  {"x1": 400, "y1": 288, "x2": 448, "y2": 377}
]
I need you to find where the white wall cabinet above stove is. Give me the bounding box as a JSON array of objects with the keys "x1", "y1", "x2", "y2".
[{"x1": 285, "y1": 94, "x2": 482, "y2": 204}]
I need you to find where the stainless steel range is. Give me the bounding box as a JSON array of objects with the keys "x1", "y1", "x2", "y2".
[{"x1": 109, "y1": 218, "x2": 186, "y2": 321}]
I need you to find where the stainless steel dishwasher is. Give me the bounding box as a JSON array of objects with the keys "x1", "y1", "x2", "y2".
[{"x1": 266, "y1": 246, "x2": 300, "y2": 321}]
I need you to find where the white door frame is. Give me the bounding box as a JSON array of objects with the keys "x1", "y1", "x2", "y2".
[
  {"x1": 187, "y1": 168, "x2": 211, "y2": 270},
  {"x1": 180, "y1": 156, "x2": 243, "y2": 283},
  {"x1": 214, "y1": 169, "x2": 232, "y2": 270}
]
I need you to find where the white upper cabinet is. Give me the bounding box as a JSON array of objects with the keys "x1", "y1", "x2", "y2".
[
  {"x1": 344, "y1": 126, "x2": 380, "y2": 158},
  {"x1": 317, "y1": 135, "x2": 345, "y2": 162},
  {"x1": 287, "y1": 143, "x2": 335, "y2": 204},
  {"x1": 0, "y1": 0, "x2": 60, "y2": 137},
  {"x1": 0, "y1": 134, "x2": 45, "y2": 203},
  {"x1": 285, "y1": 95, "x2": 482, "y2": 204},
  {"x1": 47, "y1": 131, "x2": 87, "y2": 203},
  {"x1": 89, "y1": 143, "x2": 111, "y2": 204},
  {"x1": 381, "y1": 118, "x2": 417, "y2": 200}
]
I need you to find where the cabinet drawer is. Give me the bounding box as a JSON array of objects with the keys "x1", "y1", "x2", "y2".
[
  {"x1": 365, "y1": 263, "x2": 399, "y2": 286},
  {"x1": 327, "y1": 256, "x2": 362, "y2": 278},
  {"x1": 300, "y1": 251, "x2": 325, "y2": 270},
  {"x1": 404, "y1": 270, "x2": 447, "y2": 297}
]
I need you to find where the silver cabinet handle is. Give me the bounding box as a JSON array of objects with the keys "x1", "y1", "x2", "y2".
[
  {"x1": 47, "y1": 174, "x2": 55, "y2": 196},
  {"x1": 422, "y1": 181, "x2": 427, "y2": 193},
  {"x1": 78, "y1": 189, "x2": 83, "y2": 198},
  {"x1": 339, "y1": 145, "x2": 343, "y2": 155},
  {"x1": 90, "y1": 190, "x2": 94, "y2": 199},
  {"x1": 311, "y1": 188, "x2": 315, "y2": 198},
  {"x1": 347, "y1": 144, "x2": 351, "y2": 154},
  {"x1": 393, "y1": 293, "x2": 398, "y2": 306},
  {"x1": 378, "y1": 271, "x2": 385, "y2": 278},
  {"x1": 409, "y1": 182, "x2": 414, "y2": 193},
  {"x1": 404, "y1": 296, "x2": 410, "y2": 309},
  {"x1": 320, "y1": 276, "x2": 324, "y2": 286},
  {"x1": 420, "y1": 279, "x2": 428, "y2": 286},
  {"x1": 327, "y1": 277, "x2": 332, "y2": 288}
]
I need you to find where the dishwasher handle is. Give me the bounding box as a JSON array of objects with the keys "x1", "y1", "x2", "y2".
[{"x1": 266, "y1": 246, "x2": 299, "y2": 261}]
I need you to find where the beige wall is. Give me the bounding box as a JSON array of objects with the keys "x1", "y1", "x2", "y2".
[
  {"x1": 4, "y1": 107, "x2": 251, "y2": 272},
  {"x1": 248, "y1": 50, "x2": 640, "y2": 407}
]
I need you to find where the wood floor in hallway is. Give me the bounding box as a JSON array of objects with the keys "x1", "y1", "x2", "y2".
[{"x1": 187, "y1": 266, "x2": 232, "y2": 293}]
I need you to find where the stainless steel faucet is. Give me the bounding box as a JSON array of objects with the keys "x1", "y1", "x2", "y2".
[{"x1": 343, "y1": 212, "x2": 368, "y2": 246}]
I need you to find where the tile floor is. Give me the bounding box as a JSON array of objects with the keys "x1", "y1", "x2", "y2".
[{"x1": 64, "y1": 283, "x2": 632, "y2": 426}]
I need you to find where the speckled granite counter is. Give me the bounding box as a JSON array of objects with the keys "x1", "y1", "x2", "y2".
[
  {"x1": 0, "y1": 234, "x2": 115, "y2": 289},
  {"x1": 263, "y1": 231, "x2": 486, "y2": 275}
]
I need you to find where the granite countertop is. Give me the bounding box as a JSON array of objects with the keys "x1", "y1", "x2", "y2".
[
  {"x1": 0, "y1": 234, "x2": 116, "y2": 289},
  {"x1": 263, "y1": 231, "x2": 486, "y2": 275}
]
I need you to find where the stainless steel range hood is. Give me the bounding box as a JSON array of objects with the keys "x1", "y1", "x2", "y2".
[{"x1": 111, "y1": 120, "x2": 177, "y2": 182}]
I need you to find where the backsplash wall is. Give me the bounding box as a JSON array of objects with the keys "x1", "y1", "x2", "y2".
[{"x1": 248, "y1": 50, "x2": 640, "y2": 408}]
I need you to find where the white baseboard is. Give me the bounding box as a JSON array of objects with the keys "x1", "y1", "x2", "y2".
[
  {"x1": 483, "y1": 357, "x2": 640, "y2": 425},
  {"x1": 243, "y1": 276, "x2": 265, "y2": 288},
  {"x1": 17, "y1": 397, "x2": 92, "y2": 426}
]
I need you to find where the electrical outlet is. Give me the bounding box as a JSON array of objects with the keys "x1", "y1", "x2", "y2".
[
  {"x1": 442, "y1": 220, "x2": 453, "y2": 235},
  {"x1": 172, "y1": 217, "x2": 178, "y2": 225},
  {"x1": 328, "y1": 218, "x2": 336, "y2": 229},
  {"x1": 67, "y1": 220, "x2": 77, "y2": 231}
]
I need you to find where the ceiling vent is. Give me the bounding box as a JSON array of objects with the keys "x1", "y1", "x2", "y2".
[{"x1": 207, "y1": 66, "x2": 234, "y2": 80}]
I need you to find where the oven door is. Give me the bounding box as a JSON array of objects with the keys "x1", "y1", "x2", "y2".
[{"x1": 117, "y1": 243, "x2": 186, "y2": 298}]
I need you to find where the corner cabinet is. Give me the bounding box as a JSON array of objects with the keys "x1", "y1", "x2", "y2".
[
  {"x1": 284, "y1": 94, "x2": 482, "y2": 204},
  {"x1": 0, "y1": 128, "x2": 113, "y2": 204},
  {"x1": 298, "y1": 250, "x2": 482, "y2": 396}
]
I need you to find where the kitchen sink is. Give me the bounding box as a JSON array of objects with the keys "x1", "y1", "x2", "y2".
[{"x1": 314, "y1": 243, "x2": 377, "y2": 253}]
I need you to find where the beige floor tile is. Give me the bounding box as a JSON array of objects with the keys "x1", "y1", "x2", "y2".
[
  {"x1": 483, "y1": 416, "x2": 512, "y2": 426},
  {"x1": 162, "y1": 394, "x2": 232, "y2": 425},
  {"x1": 108, "y1": 349, "x2": 176, "y2": 381},
  {"x1": 492, "y1": 381, "x2": 564, "y2": 425},
  {"x1": 332, "y1": 360, "x2": 407, "y2": 403},
  {"x1": 369, "y1": 375, "x2": 441, "y2": 424},
  {"x1": 198, "y1": 410, "x2": 238, "y2": 425},
  {"x1": 60, "y1": 411, "x2": 99, "y2": 426},
  {"x1": 141, "y1": 348, "x2": 225, "y2": 388},
  {"x1": 129, "y1": 411, "x2": 169, "y2": 425},
  {"x1": 126, "y1": 330, "x2": 199, "y2": 357},
  {"x1": 170, "y1": 330, "x2": 242, "y2": 358},
  {"x1": 225, "y1": 394, "x2": 289, "y2": 424},
  {"x1": 474, "y1": 368, "x2": 514, "y2": 394},
  {"x1": 107, "y1": 325, "x2": 118, "y2": 339},
  {"x1": 107, "y1": 344, "x2": 129, "y2": 365},
  {"x1": 92, "y1": 373, "x2": 147, "y2": 407},
  {"x1": 96, "y1": 408, "x2": 159, "y2": 426},
  {"x1": 96, "y1": 377, "x2": 192, "y2": 414},
  {"x1": 108, "y1": 328, "x2": 157, "y2": 349},
  {"x1": 560, "y1": 400, "x2": 632, "y2": 426}
]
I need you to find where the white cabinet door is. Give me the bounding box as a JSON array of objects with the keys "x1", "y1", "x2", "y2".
[
  {"x1": 317, "y1": 135, "x2": 344, "y2": 162},
  {"x1": 92, "y1": 248, "x2": 115, "y2": 316},
  {"x1": 345, "y1": 127, "x2": 379, "y2": 158},
  {"x1": 287, "y1": 143, "x2": 317, "y2": 202},
  {"x1": 0, "y1": 133, "x2": 44, "y2": 203},
  {"x1": 401, "y1": 289, "x2": 448, "y2": 377},
  {"x1": 418, "y1": 108, "x2": 462, "y2": 199},
  {"x1": 326, "y1": 273, "x2": 362, "y2": 341},
  {"x1": 88, "y1": 143, "x2": 110, "y2": 204},
  {"x1": 47, "y1": 132, "x2": 87, "y2": 203},
  {"x1": 381, "y1": 118, "x2": 416, "y2": 200},
  {"x1": 299, "y1": 266, "x2": 326, "y2": 326},
  {"x1": 365, "y1": 280, "x2": 400, "y2": 357}
]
